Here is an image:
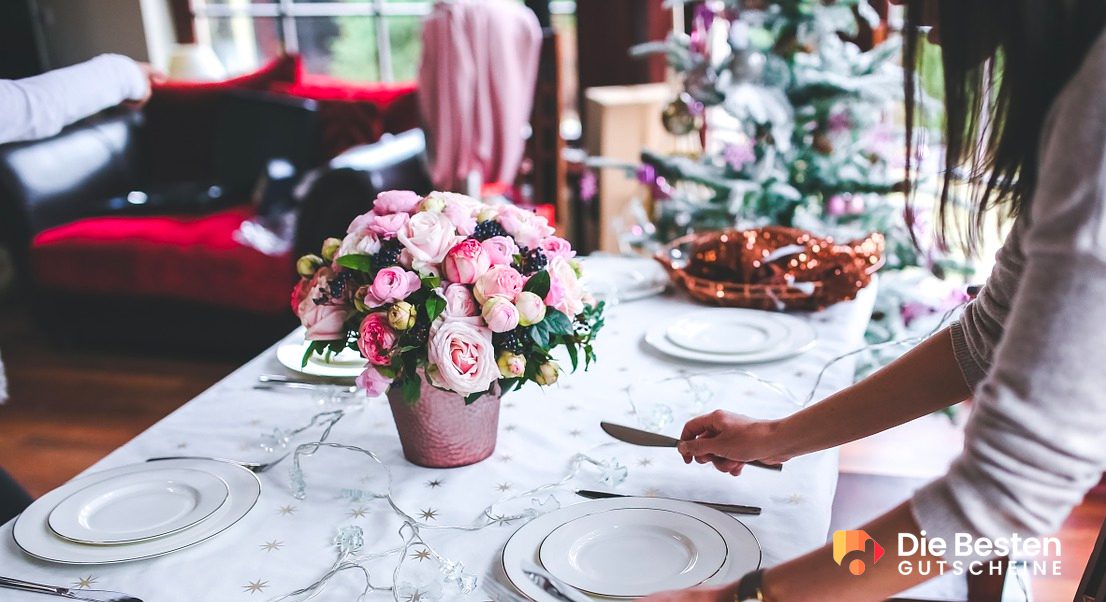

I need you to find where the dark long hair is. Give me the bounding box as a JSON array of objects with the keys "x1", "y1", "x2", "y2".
[{"x1": 904, "y1": 1, "x2": 1106, "y2": 252}]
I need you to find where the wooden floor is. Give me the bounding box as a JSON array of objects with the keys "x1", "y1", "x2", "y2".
[{"x1": 1, "y1": 297, "x2": 1103, "y2": 601}]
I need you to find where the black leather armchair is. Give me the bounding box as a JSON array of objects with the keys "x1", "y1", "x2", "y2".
[{"x1": 294, "y1": 128, "x2": 433, "y2": 258}]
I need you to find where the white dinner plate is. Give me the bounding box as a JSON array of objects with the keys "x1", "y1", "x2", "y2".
[
  {"x1": 665, "y1": 310, "x2": 791, "y2": 355},
  {"x1": 48, "y1": 467, "x2": 229, "y2": 545},
  {"x1": 578, "y1": 255, "x2": 668, "y2": 303},
  {"x1": 645, "y1": 311, "x2": 816, "y2": 365},
  {"x1": 538, "y1": 507, "x2": 728, "y2": 597},
  {"x1": 14, "y1": 459, "x2": 260, "y2": 564},
  {"x1": 502, "y1": 497, "x2": 760, "y2": 602},
  {"x1": 276, "y1": 340, "x2": 366, "y2": 379}
]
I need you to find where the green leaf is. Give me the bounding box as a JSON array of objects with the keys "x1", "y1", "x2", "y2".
[
  {"x1": 336, "y1": 254, "x2": 373, "y2": 272},
  {"x1": 498, "y1": 377, "x2": 522, "y2": 395},
  {"x1": 542, "y1": 310, "x2": 574, "y2": 335},
  {"x1": 421, "y1": 273, "x2": 442, "y2": 289},
  {"x1": 425, "y1": 295, "x2": 447, "y2": 323},
  {"x1": 400, "y1": 376, "x2": 421, "y2": 405},
  {"x1": 523, "y1": 270, "x2": 551, "y2": 298},
  {"x1": 465, "y1": 390, "x2": 486, "y2": 405},
  {"x1": 300, "y1": 340, "x2": 326, "y2": 368},
  {"x1": 529, "y1": 320, "x2": 551, "y2": 348},
  {"x1": 566, "y1": 342, "x2": 579, "y2": 372}
]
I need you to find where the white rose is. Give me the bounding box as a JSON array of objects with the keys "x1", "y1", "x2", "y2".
[
  {"x1": 426, "y1": 318, "x2": 499, "y2": 395},
  {"x1": 498, "y1": 206, "x2": 555, "y2": 249},
  {"x1": 397, "y1": 211, "x2": 460, "y2": 267},
  {"x1": 337, "y1": 230, "x2": 381, "y2": 257}
]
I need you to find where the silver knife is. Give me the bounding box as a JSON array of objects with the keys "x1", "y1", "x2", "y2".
[
  {"x1": 599, "y1": 422, "x2": 783, "y2": 471},
  {"x1": 520, "y1": 561, "x2": 592, "y2": 602},
  {"x1": 576, "y1": 489, "x2": 761, "y2": 515},
  {"x1": 0, "y1": 576, "x2": 142, "y2": 602}
]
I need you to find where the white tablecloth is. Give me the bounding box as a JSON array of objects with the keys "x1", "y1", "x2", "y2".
[{"x1": 1, "y1": 282, "x2": 875, "y2": 601}]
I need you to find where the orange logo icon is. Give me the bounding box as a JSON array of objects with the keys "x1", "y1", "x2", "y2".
[{"x1": 833, "y1": 530, "x2": 884, "y2": 575}]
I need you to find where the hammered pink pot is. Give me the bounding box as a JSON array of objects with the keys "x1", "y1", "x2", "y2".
[{"x1": 387, "y1": 382, "x2": 501, "y2": 468}]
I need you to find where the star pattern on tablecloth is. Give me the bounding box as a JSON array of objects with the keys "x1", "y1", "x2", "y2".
[
  {"x1": 242, "y1": 579, "x2": 269, "y2": 594},
  {"x1": 503, "y1": 402, "x2": 516, "y2": 409},
  {"x1": 771, "y1": 493, "x2": 806, "y2": 505},
  {"x1": 176, "y1": 442, "x2": 188, "y2": 449},
  {"x1": 410, "y1": 548, "x2": 432, "y2": 562},
  {"x1": 489, "y1": 514, "x2": 515, "y2": 527},
  {"x1": 248, "y1": 419, "x2": 262, "y2": 427},
  {"x1": 568, "y1": 429, "x2": 582, "y2": 438},
  {"x1": 495, "y1": 482, "x2": 512, "y2": 492},
  {"x1": 277, "y1": 505, "x2": 297, "y2": 516},
  {"x1": 498, "y1": 454, "x2": 512, "y2": 462},
  {"x1": 72, "y1": 576, "x2": 97, "y2": 589},
  {"x1": 643, "y1": 487, "x2": 663, "y2": 497},
  {"x1": 638, "y1": 458, "x2": 653, "y2": 467},
  {"x1": 565, "y1": 404, "x2": 579, "y2": 412},
  {"x1": 348, "y1": 507, "x2": 369, "y2": 518},
  {"x1": 419, "y1": 507, "x2": 438, "y2": 521},
  {"x1": 426, "y1": 479, "x2": 443, "y2": 488},
  {"x1": 259, "y1": 540, "x2": 283, "y2": 552},
  {"x1": 504, "y1": 424, "x2": 517, "y2": 432},
  {"x1": 403, "y1": 589, "x2": 426, "y2": 602}
]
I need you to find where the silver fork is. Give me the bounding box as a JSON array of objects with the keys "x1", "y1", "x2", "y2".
[
  {"x1": 520, "y1": 562, "x2": 591, "y2": 602},
  {"x1": 0, "y1": 576, "x2": 142, "y2": 602},
  {"x1": 145, "y1": 453, "x2": 291, "y2": 473}
]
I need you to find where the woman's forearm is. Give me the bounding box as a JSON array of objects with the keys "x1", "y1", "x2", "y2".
[
  {"x1": 761, "y1": 502, "x2": 935, "y2": 601},
  {"x1": 773, "y1": 328, "x2": 971, "y2": 459}
]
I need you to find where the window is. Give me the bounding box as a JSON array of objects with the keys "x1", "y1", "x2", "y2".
[{"x1": 191, "y1": 0, "x2": 577, "y2": 84}]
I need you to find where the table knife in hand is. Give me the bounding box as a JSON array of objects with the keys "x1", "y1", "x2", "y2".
[
  {"x1": 575, "y1": 489, "x2": 762, "y2": 516},
  {"x1": 599, "y1": 422, "x2": 783, "y2": 471}
]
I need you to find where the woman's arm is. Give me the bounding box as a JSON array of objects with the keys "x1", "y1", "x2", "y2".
[{"x1": 677, "y1": 327, "x2": 971, "y2": 470}]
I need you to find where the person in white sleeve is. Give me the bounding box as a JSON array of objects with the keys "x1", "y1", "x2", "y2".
[{"x1": 0, "y1": 53, "x2": 160, "y2": 145}]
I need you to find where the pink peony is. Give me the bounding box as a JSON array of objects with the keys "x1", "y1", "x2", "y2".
[
  {"x1": 368, "y1": 212, "x2": 409, "y2": 238},
  {"x1": 481, "y1": 297, "x2": 520, "y2": 333},
  {"x1": 442, "y1": 283, "x2": 479, "y2": 318},
  {"x1": 291, "y1": 277, "x2": 312, "y2": 316},
  {"x1": 397, "y1": 212, "x2": 460, "y2": 270},
  {"x1": 440, "y1": 193, "x2": 481, "y2": 235},
  {"x1": 547, "y1": 257, "x2": 585, "y2": 316},
  {"x1": 358, "y1": 313, "x2": 397, "y2": 366},
  {"x1": 426, "y1": 318, "x2": 499, "y2": 395},
  {"x1": 481, "y1": 236, "x2": 519, "y2": 266},
  {"x1": 364, "y1": 266, "x2": 422, "y2": 308},
  {"x1": 357, "y1": 366, "x2": 393, "y2": 396},
  {"x1": 372, "y1": 190, "x2": 422, "y2": 215},
  {"x1": 298, "y1": 268, "x2": 352, "y2": 340},
  {"x1": 498, "y1": 206, "x2": 555, "y2": 248},
  {"x1": 538, "y1": 236, "x2": 576, "y2": 261},
  {"x1": 347, "y1": 211, "x2": 375, "y2": 234},
  {"x1": 473, "y1": 264, "x2": 525, "y2": 304},
  {"x1": 443, "y1": 238, "x2": 491, "y2": 284}
]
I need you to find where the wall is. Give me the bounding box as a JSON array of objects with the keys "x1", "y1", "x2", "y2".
[{"x1": 33, "y1": 0, "x2": 174, "y2": 71}]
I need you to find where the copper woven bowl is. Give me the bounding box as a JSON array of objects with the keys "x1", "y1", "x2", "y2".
[{"x1": 654, "y1": 226, "x2": 884, "y2": 311}]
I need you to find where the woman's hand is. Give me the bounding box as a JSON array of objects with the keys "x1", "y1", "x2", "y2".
[
  {"x1": 639, "y1": 583, "x2": 738, "y2": 602},
  {"x1": 677, "y1": 410, "x2": 788, "y2": 476}
]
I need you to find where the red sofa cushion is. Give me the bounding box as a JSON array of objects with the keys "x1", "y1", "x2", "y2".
[
  {"x1": 31, "y1": 206, "x2": 294, "y2": 315},
  {"x1": 142, "y1": 55, "x2": 302, "y2": 185},
  {"x1": 270, "y1": 78, "x2": 419, "y2": 158}
]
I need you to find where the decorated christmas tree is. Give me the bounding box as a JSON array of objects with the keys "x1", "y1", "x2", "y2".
[{"x1": 625, "y1": 0, "x2": 925, "y2": 268}]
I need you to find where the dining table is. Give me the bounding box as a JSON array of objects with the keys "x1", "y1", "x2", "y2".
[{"x1": 0, "y1": 265, "x2": 877, "y2": 602}]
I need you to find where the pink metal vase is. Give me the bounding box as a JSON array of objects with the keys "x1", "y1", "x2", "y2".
[{"x1": 387, "y1": 380, "x2": 501, "y2": 468}]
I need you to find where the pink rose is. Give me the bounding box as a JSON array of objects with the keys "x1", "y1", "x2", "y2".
[
  {"x1": 372, "y1": 190, "x2": 422, "y2": 215},
  {"x1": 291, "y1": 277, "x2": 312, "y2": 316},
  {"x1": 442, "y1": 283, "x2": 479, "y2": 318},
  {"x1": 440, "y1": 193, "x2": 481, "y2": 235},
  {"x1": 347, "y1": 211, "x2": 375, "y2": 234},
  {"x1": 443, "y1": 238, "x2": 492, "y2": 284},
  {"x1": 397, "y1": 212, "x2": 460, "y2": 269},
  {"x1": 298, "y1": 268, "x2": 352, "y2": 340},
  {"x1": 538, "y1": 236, "x2": 576, "y2": 261},
  {"x1": 499, "y1": 206, "x2": 555, "y2": 248},
  {"x1": 481, "y1": 297, "x2": 520, "y2": 333},
  {"x1": 514, "y1": 291, "x2": 547, "y2": 326},
  {"x1": 368, "y1": 212, "x2": 409, "y2": 238},
  {"x1": 426, "y1": 319, "x2": 499, "y2": 395},
  {"x1": 497, "y1": 352, "x2": 526, "y2": 378},
  {"x1": 364, "y1": 267, "x2": 422, "y2": 308},
  {"x1": 473, "y1": 265, "x2": 525, "y2": 304},
  {"x1": 358, "y1": 313, "x2": 397, "y2": 366},
  {"x1": 357, "y1": 366, "x2": 393, "y2": 396},
  {"x1": 547, "y1": 257, "x2": 585, "y2": 316},
  {"x1": 337, "y1": 230, "x2": 381, "y2": 257},
  {"x1": 481, "y1": 236, "x2": 519, "y2": 266}
]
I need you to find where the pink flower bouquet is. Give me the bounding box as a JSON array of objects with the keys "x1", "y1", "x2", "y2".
[{"x1": 292, "y1": 190, "x2": 605, "y2": 403}]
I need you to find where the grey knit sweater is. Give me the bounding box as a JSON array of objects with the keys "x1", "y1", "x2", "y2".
[{"x1": 910, "y1": 30, "x2": 1106, "y2": 561}]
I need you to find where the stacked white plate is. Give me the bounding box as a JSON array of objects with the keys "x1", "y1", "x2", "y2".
[
  {"x1": 13, "y1": 458, "x2": 260, "y2": 564},
  {"x1": 578, "y1": 255, "x2": 669, "y2": 303},
  {"x1": 502, "y1": 497, "x2": 760, "y2": 600},
  {"x1": 645, "y1": 308, "x2": 816, "y2": 364},
  {"x1": 276, "y1": 339, "x2": 367, "y2": 379}
]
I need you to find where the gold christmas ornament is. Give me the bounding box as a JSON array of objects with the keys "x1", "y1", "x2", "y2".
[{"x1": 661, "y1": 96, "x2": 700, "y2": 136}]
